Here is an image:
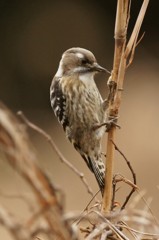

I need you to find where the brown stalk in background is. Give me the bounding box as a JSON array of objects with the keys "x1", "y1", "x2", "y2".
[
  {"x1": 0, "y1": 103, "x2": 73, "y2": 240},
  {"x1": 102, "y1": 0, "x2": 149, "y2": 213}
]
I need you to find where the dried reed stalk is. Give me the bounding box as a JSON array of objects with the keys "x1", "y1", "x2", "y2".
[
  {"x1": 102, "y1": 0, "x2": 149, "y2": 213},
  {"x1": 0, "y1": 102, "x2": 74, "y2": 240}
]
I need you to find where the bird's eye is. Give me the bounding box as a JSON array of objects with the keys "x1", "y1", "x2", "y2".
[{"x1": 81, "y1": 59, "x2": 88, "y2": 64}]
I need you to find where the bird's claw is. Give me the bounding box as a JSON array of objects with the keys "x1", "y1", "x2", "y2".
[
  {"x1": 92, "y1": 116, "x2": 120, "y2": 132},
  {"x1": 105, "y1": 116, "x2": 120, "y2": 132}
]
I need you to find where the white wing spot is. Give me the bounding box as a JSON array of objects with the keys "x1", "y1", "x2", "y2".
[
  {"x1": 54, "y1": 106, "x2": 59, "y2": 114},
  {"x1": 51, "y1": 98, "x2": 56, "y2": 107}
]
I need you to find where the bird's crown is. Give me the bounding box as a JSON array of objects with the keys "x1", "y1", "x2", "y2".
[{"x1": 55, "y1": 47, "x2": 106, "y2": 77}]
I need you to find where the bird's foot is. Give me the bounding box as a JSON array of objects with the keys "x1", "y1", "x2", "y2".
[
  {"x1": 105, "y1": 116, "x2": 120, "y2": 132},
  {"x1": 92, "y1": 117, "x2": 120, "y2": 132}
]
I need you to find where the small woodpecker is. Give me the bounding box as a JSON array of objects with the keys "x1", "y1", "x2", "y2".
[{"x1": 50, "y1": 47, "x2": 109, "y2": 194}]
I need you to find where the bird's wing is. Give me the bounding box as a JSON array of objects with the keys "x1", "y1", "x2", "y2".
[{"x1": 50, "y1": 77, "x2": 69, "y2": 131}]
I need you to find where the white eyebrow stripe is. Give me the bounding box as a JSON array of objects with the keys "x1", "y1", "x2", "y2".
[{"x1": 76, "y1": 52, "x2": 84, "y2": 59}]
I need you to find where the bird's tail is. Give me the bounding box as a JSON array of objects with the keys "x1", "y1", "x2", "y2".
[
  {"x1": 73, "y1": 143, "x2": 105, "y2": 195},
  {"x1": 81, "y1": 154, "x2": 105, "y2": 195}
]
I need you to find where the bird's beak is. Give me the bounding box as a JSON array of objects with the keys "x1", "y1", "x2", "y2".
[{"x1": 92, "y1": 63, "x2": 107, "y2": 73}]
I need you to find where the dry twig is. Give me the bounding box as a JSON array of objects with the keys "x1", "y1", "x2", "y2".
[
  {"x1": 0, "y1": 102, "x2": 75, "y2": 240},
  {"x1": 111, "y1": 140, "x2": 137, "y2": 210},
  {"x1": 102, "y1": 0, "x2": 150, "y2": 213},
  {"x1": 17, "y1": 111, "x2": 94, "y2": 198}
]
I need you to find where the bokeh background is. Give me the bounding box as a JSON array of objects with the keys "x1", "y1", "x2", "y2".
[{"x1": 0, "y1": 0, "x2": 159, "y2": 239}]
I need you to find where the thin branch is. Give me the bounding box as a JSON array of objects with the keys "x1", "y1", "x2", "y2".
[
  {"x1": 117, "y1": 224, "x2": 159, "y2": 238},
  {"x1": 125, "y1": 0, "x2": 150, "y2": 59},
  {"x1": 0, "y1": 190, "x2": 34, "y2": 212},
  {"x1": 17, "y1": 111, "x2": 94, "y2": 198},
  {"x1": 112, "y1": 173, "x2": 138, "y2": 210},
  {"x1": 111, "y1": 140, "x2": 137, "y2": 209},
  {"x1": 72, "y1": 190, "x2": 100, "y2": 225},
  {"x1": 126, "y1": 32, "x2": 145, "y2": 68},
  {"x1": 113, "y1": 174, "x2": 137, "y2": 190},
  {"x1": 121, "y1": 188, "x2": 135, "y2": 210},
  {"x1": 0, "y1": 103, "x2": 75, "y2": 240},
  {"x1": 135, "y1": 189, "x2": 159, "y2": 226},
  {"x1": 0, "y1": 205, "x2": 30, "y2": 240}
]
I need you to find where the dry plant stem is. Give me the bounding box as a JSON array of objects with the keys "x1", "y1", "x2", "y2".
[
  {"x1": 73, "y1": 190, "x2": 100, "y2": 225},
  {"x1": 118, "y1": 223, "x2": 159, "y2": 238},
  {"x1": 125, "y1": 0, "x2": 150, "y2": 59},
  {"x1": 0, "y1": 191, "x2": 34, "y2": 212},
  {"x1": 17, "y1": 111, "x2": 94, "y2": 198},
  {"x1": 102, "y1": 0, "x2": 130, "y2": 214},
  {"x1": 0, "y1": 103, "x2": 74, "y2": 240},
  {"x1": 102, "y1": 0, "x2": 149, "y2": 213},
  {"x1": 135, "y1": 189, "x2": 159, "y2": 226},
  {"x1": 111, "y1": 140, "x2": 137, "y2": 210},
  {"x1": 102, "y1": 127, "x2": 115, "y2": 213},
  {"x1": 0, "y1": 205, "x2": 30, "y2": 240}
]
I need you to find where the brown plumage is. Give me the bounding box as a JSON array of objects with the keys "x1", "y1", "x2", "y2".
[{"x1": 50, "y1": 47, "x2": 107, "y2": 194}]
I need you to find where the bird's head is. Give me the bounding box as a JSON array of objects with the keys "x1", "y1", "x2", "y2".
[{"x1": 55, "y1": 47, "x2": 107, "y2": 78}]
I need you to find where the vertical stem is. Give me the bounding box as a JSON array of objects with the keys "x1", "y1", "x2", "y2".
[
  {"x1": 102, "y1": 128, "x2": 115, "y2": 213},
  {"x1": 102, "y1": 0, "x2": 149, "y2": 214},
  {"x1": 102, "y1": 0, "x2": 130, "y2": 214}
]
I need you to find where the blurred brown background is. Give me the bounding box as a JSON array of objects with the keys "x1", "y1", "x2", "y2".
[{"x1": 0, "y1": 1, "x2": 159, "y2": 239}]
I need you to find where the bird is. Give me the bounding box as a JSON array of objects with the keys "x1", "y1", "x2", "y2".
[{"x1": 50, "y1": 47, "x2": 108, "y2": 194}]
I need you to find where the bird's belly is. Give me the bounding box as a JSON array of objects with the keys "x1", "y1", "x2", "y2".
[
  {"x1": 68, "y1": 124, "x2": 105, "y2": 155},
  {"x1": 64, "y1": 83, "x2": 106, "y2": 154},
  {"x1": 66, "y1": 100, "x2": 106, "y2": 154},
  {"x1": 69, "y1": 96, "x2": 105, "y2": 126}
]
